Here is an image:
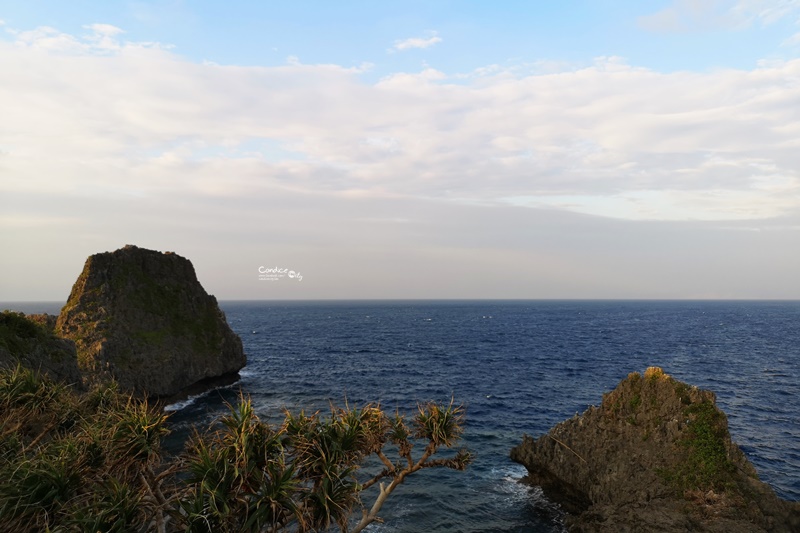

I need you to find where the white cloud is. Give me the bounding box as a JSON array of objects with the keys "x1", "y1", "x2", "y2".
[
  {"x1": 3, "y1": 22, "x2": 800, "y2": 299},
  {"x1": 83, "y1": 23, "x2": 125, "y2": 51},
  {"x1": 639, "y1": 0, "x2": 800, "y2": 31},
  {"x1": 85, "y1": 23, "x2": 124, "y2": 36},
  {"x1": 784, "y1": 30, "x2": 800, "y2": 44},
  {"x1": 391, "y1": 31, "x2": 442, "y2": 51},
  {"x1": 638, "y1": 0, "x2": 734, "y2": 32},
  {"x1": 8, "y1": 22, "x2": 160, "y2": 54},
  {"x1": 732, "y1": 0, "x2": 800, "y2": 25},
  {"x1": 1, "y1": 23, "x2": 800, "y2": 228},
  {"x1": 12, "y1": 26, "x2": 87, "y2": 52}
]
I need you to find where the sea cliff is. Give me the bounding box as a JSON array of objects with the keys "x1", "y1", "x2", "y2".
[
  {"x1": 511, "y1": 367, "x2": 800, "y2": 532},
  {"x1": 53, "y1": 245, "x2": 245, "y2": 398}
]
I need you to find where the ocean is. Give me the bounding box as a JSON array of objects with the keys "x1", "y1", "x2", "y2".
[{"x1": 8, "y1": 300, "x2": 800, "y2": 531}]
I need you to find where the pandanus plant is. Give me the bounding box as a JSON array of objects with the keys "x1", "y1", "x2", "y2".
[
  {"x1": 0, "y1": 363, "x2": 471, "y2": 532},
  {"x1": 177, "y1": 397, "x2": 472, "y2": 532},
  {"x1": 0, "y1": 365, "x2": 171, "y2": 533}
]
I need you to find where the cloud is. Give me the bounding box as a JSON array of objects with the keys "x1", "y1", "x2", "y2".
[
  {"x1": 9, "y1": 22, "x2": 160, "y2": 54},
  {"x1": 638, "y1": 0, "x2": 800, "y2": 32},
  {"x1": 11, "y1": 26, "x2": 87, "y2": 52},
  {"x1": 83, "y1": 23, "x2": 125, "y2": 51},
  {"x1": 638, "y1": 0, "x2": 744, "y2": 32},
  {"x1": 85, "y1": 23, "x2": 124, "y2": 36},
  {"x1": 732, "y1": 0, "x2": 800, "y2": 25},
  {"x1": 1, "y1": 22, "x2": 799, "y2": 228},
  {"x1": 391, "y1": 31, "x2": 442, "y2": 51},
  {"x1": 3, "y1": 22, "x2": 800, "y2": 299},
  {"x1": 784, "y1": 29, "x2": 800, "y2": 45}
]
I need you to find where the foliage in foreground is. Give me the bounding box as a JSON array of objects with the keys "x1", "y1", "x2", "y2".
[
  {"x1": 0, "y1": 311, "x2": 49, "y2": 354},
  {"x1": 0, "y1": 365, "x2": 471, "y2": 532}
]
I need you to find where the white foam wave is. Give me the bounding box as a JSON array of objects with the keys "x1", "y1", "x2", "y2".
[
  {"x1": 163, "y1": 379, "x2": 241, "y2": 412},
  {"x1": 238, "y1": 368, "x2": 258, "y2": 378},
  {"x1": 164, "y1": 394, "x2": 202, "y2": 412}
]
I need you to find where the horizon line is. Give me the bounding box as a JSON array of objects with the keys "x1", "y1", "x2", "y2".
[{"x1": 4, "y1": 297, "x2": 800, "y2": 305}]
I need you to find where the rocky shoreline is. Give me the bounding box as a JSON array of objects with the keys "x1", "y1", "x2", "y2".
[{"x1": 511, "y1": 367, "x2": 800, "y2": 532}]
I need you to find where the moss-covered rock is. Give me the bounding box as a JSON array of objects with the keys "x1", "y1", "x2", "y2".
[
  {"x1": 55, "y1": 245, "x2": 245, "y2": 398},
  {"x1": 511, "y1": 367, "x2": 800, "y2": 532}
]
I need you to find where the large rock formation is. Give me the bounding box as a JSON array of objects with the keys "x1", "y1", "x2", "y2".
[
  {"x1": 56, "y1": 245, "x2": 245, "y2": 398},
  {"x1": 0, "y1": 311, "x2": 82, "y2": 385},
  {"x1": 511, "y1": 367, "x2": 800, "y2": 532}
]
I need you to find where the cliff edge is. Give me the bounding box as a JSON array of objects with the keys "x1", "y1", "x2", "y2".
[
  {"x1": 55, "y1": 245, "x2": 245, "y2": 398},
  {"x1": 511, "y1": 367, "x2": 800, "y2": 532}
]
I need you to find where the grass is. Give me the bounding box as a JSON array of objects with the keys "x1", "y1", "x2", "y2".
[
  {"x1": 682, "y1": 401, "x2": 736, "y2": 488},
  {"x1": 659, "y1": 398, "x2": 738, "y2": 496},
  {"x1": 0, "y1": 311, "x2": 47, "y2": 355},
  {"x1": 628, "y1": 393, "x2": 642, "y2": 410}
]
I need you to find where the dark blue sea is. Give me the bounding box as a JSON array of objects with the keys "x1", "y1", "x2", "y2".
[
  {"x1": 8, "y1": 300, "x2": 799, "y2": 531},
  {"x1": 163, "y1": 300, "x2": 800, "y2": 532}
]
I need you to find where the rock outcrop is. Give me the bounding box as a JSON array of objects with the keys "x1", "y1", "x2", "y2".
[
  {"x1": 56, "y1": 245, "x2": 245, "y2": 398},
  {"x1": 511, "y1": 367, "x2": 800, "y2": 532},
  {"x1": 0, "y1": 311, "x2": 83, "y2": 385}
]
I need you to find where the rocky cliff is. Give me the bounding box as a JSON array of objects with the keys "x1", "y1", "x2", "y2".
[
  {"x1": 511, "y1": 367, "x2": 800, "y2": 532},
  {"x1": 56, "y1": 245, "x2": 245, "y2": 398}
]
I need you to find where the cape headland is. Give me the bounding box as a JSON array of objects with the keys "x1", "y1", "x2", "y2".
[
  {"x1": 54, "y1": 244, "x2": 245, "y2": 398},
  {"x1": 511, "y1": 367, "x2": 800, "y2": 532},
  {"x1": 1, "y1": 245, "x2": 245, "y2": 399}
]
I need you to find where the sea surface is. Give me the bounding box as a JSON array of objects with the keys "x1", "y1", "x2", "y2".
[{"x1": 8, "y1": 300, "x2": 800, "y2": 531}]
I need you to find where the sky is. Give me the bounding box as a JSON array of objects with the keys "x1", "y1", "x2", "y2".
[{"x1": 1, "y1": 0, "x2": 799, "y2": 301}]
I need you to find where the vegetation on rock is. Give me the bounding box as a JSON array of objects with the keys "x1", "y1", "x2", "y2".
[
  {"x1": 660, "y1": 397, "x2": 738, "y2": 495},
  {"x1": 55, "y1": 245, "x2": 246, "y2": 398},
  {"x1": 0, "y1": 310, "x2": 48, "y2": 350},
  {"x1": 511, "y1": 367, "x2": 800, "y2": 532},
  {"x1": 0, "y1": 365, "x2": 471, "y2": 532},
  {"x1": 0, "y1": 310, "x2": 82, "y2": 385}
]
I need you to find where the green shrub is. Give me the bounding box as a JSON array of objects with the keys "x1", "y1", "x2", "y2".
[
  {"x1": 0, "y1": 367, "x2": 471, "y2": 533},
  {"x1": 659, "y1": 399, "x2": 738, "y2": 496},
  {"x1": 0, "y1": 311, "x2": 46, "y2": 355}
]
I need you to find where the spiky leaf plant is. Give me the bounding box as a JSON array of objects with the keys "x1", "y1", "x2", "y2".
[
  {"x1": 0, "y1": 366, "x2": 172, "y2": 533},
  {"x1": 176, "y1": 397, "x2": 471, "y2": 533},
  {"x1": 414, "y1": 399, "x2": 465, "y2": 449},
  {"x1": 178, "y1": 397, "x2": 304, "y2": 532},
  {"x1": 0, "y1": 364, "x2": 471, "y2": 533}
]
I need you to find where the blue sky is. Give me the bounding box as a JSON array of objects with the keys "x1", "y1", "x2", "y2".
[
  {"x1": 3, "y1": 1, "x2": 797, "y2": 74},
  {"x1": 1, "y1": 1, "x2": 800, "y2": 301}
]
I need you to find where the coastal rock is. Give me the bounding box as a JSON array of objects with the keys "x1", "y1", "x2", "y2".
[
  {"x1": 0, "y1": 311, "x2": 83, "y2": 385},
  {"x1": 55, "y1": 245, "x2": 245, "y2": 398},
  {"x1": 511, "y1": 367, "x2": 800, "y2": 532}
]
